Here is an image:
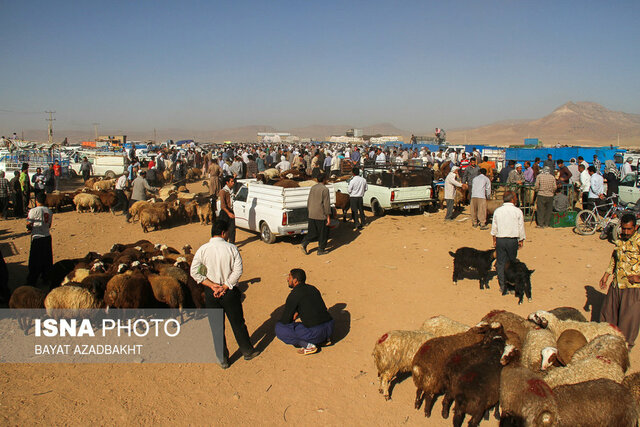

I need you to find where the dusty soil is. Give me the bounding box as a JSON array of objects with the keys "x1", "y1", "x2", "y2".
[{"x1": 0, "y1": 181, "x2": 633, "y2": 426}]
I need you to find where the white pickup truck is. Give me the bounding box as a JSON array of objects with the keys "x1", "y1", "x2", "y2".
[
  {"x1": 69, "y1": 151, "x2": 126, "y2": 179},
  {"x1": 227, "y1": 180, "x2": 337, "y2": 244},
  {"x1": 332, "y1": 166, "x2": 435, "y2": 215}
]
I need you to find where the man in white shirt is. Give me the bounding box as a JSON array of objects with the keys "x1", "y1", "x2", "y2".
[
  {"x1": 190, "y1": 220, "x2": 260, "y2": 368},
  {"x1": 375, "y1": 149, "x2": 386, "y2": 165},
  {"x1": 587, "y1": 166, "x2": 605, "y2": 212},
  {"x1": 275, "y1": 155, "x2": 291, "y2": 172},
  {"x1": 579, "y1": 163, "x2": 591, "y2": 208},
  {"x1": 622, "y1": 158, "x2": 633, "y2": 180},
  {"x1": 114, "y1": 173, "x2": 129, "y2": 215},
  {"x1": 470, "y1": 168, "x2": 491, "y2": 229},
  {"x1": 491, "y1": 191, "x2": 525, "y2": 295},
  {"x1": 444, "y1": 166, "x2": 466, "y2": 221},
  {"x1": 26, "y1": 192, "x2": 53, "y2": 285},
  {"x1": 347, "y1": 167, "x2": 368, "y2": 229}
]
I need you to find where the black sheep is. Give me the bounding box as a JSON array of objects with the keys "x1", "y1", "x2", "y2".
[
  {"x1": 449, "y1": 247, "x2": 496, "y2": 289},
  {"x1": 504, "y1": 259, "x2": 534, "y2": 304}
]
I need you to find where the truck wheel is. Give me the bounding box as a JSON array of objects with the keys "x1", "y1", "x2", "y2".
[
  {"x1": 105, "y1": 170, "x2": 116, "y2": 179},
  {"x1": 371, "y1": 198, "x2": 384, "y2": 217},
  {"x1": 260, "y1": 222, "x2": 276, "y2": 244}
]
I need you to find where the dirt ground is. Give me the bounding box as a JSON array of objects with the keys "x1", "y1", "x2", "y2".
[{"x1": 0, "y1": 180, "x2": 635, "y2": 426}]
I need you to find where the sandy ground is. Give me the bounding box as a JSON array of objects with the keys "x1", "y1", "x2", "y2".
[{"x1": 0, "y1": 181, "x2": 635, "y2": 426}]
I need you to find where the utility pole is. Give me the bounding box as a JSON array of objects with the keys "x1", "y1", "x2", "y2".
[
  {"x1": 153, "y1": 128, "x2": 157, "y2": 144},
  {"x1": 45, "y1": 110, "x2": 56, "y2": 144},
  {"x1": 92, "y1": 123, "x2": 100, "y2": 140}
]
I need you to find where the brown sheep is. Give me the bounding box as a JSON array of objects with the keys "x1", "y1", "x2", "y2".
[
  {"x1": 95, "y1": 190, "x2": 119, "y2": 213},
  {"x1": 411, "y1": 321, "x2": 498, "y2": 417},
  {"x1": 93, "y1": 178, "x2": 115, "y2": 191},
  {"x1": 84, "y1": 177, "x2": 99, "y2": 189},
  {"x1": 272, "y1": 179, "x2": 300, "y2": 188},
  {"x1": 44, "y1": 285, "x2": 104, "y2": 317},
  {"x1": 140, "y1": 207, "x2": 169, "y2": 232},
  {"x1": 481, "y1": 310, "x2": 534, "y2": 346},
  {"x1": 9, "y1": 285, "x2": 48, "y2": 334},
  {"x1": 196, "y1": 200, "x2": 213, "y2": 225},
  {"x1": 104, "y1": 272, "x2": 156, "y2": 309},
  {"x1": 183, "y1": 200, "x2": 198, "y2": 222},
  {"x1": 45, "y1": 192, "x2": 75, "y2": 212},
  {"x1": 148, "y1": 274, "x2": 186, "y2": 312},
  {"x1": 128, "y1": 200, "x2": 152, "y2": 222},
  {"x1": 334, "y1": 191, "x2": 350, "y2": 221}
]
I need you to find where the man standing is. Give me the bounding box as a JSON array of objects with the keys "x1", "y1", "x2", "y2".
[
  {"x1": 470, "y1": 168, "x2": 491, "y2": 229},
  {"x1": 491, "y1": 191, "x2": 525, "y2": 295},
  {"x1": 507, "y1": 163, "x2": 525, "y2": 185},
  {"x1": 26, "y1": 192, "x2": 53, "y2": 285},
  {"x1": 0, "y1": 171, "x2": 9, "y2": 219},
  {"x1": 593, "y1": 154, "x2": 602, "y2": 174},
  {"x1": 127, "y1": 170, "x2": 157, "y2": 221},
  {"x1": 276, "y1": 155, "x2": 291, "y2": 172},
  {"x1": 375, "y1": 148, "x2": 386, "y2": 165},
  {"x1": 53, "y1": 160, "x2": 62, "y2": 191},
  {"x1": 114, "y1": 173, "x2": 129, "y2": 215},
  {"x1": 622, "y1": 158, "x2": 633, "y2": 179},
  {"x1": 444, "y1": 166, "x2": 466, "y2": 221},
  {"x1": 534, "y1": 166, "x2": 556, "y2": 228},
  {"x1": 499, "y1": 160, "x2": 515, "y2": 183},
  {"x1": 218, "y1": 176, "x2": 236, "y2": 244},
  {"x1": 579, "y1": 163, "x2": 591, "y2": 208},
  {"x1": 587, "y1": 165, "x2": 605, "y2": 212},
  {"x1": 301, "y1": 173, "x2": 331, "y2": 255},
  {"x1": 523, "y1": 161, "x2": 535, "y2": 184},
  {"x1": 10, "y1": 171, "x2": 23, "y2": 218},
  {"x1": 31, "y1": 167, "x2": 46, "y2": 199},
  {"x1": 19, "y1": 163, "x2": 31, "y2": 213},
  {"x1": 275, "y1": 268, "x2": 334, "y2": 355},
  {"x1": 567, "y1": 158, "x2": 580, "y2": 184},
  {"x1": 556, "y1": 159, "x2": 571, "y2": 187},
  {"x1": 462, "y1": 157, "x2": 480, "y2": 195},
  {"x1": 44, "y1": 164, "x2": 55, "y2": 194},
  {"x1": 347, "y1": 167, "x2": 367, "y2": 229},
  {"x1": 190, "y1": 220, "x2": 260, "y2": 367},
  {"x1": 599, "y1": 214, "x2": 640, "y2": 347},
  {"x1": 479, "y1": 156, "x2": 495, "y2": 180},
  {"x1": 543, "y1": 154, "x2": 555, "y2": 173},
  {"x1": 80, "y1": 157, "x2": 92, "y2": 182}
]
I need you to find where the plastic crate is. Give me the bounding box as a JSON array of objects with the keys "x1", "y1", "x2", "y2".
[{"x1": 549, "y1": 210, "x2": 577, "y2": 228}]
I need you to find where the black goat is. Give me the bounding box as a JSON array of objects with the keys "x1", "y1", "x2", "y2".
[
  {"x1": 449, "y1": 247, "x2": 496, "y2": 289},
  {"x1": 504, "y1": 259, "x2": 534, "y2": 304}
]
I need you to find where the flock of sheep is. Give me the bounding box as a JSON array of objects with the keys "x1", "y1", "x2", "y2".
[
  {"x1": 8, "y1": 239, "x2": 206, "y2": 329},
  {"x1": 373, "y1": 308, "x2": 640, "y2": 426}
]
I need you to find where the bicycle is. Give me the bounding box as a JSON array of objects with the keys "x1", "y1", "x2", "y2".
[{"x1": 574, "y1": 194, "x2": 619, "y2": 236}]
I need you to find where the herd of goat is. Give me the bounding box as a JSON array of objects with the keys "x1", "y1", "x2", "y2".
[{"x1": 373, "y1": 309, "x2": 640, "y2": 426}]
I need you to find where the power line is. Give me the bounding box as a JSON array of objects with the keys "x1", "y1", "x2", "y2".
[
  {"x1": 0, "y1": 108, "x2": 45, "y2": 115},
  {"x1": 45, "y1": 111, "x2": 56, "y2": 144}
]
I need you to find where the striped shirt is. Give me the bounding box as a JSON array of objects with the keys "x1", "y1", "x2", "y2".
[
  {"x1": 0, "y1": 178, "x2": 9, "y2": 198},
  {"x1": 534, "y1": 173, "x2": 557, "y2": 197}
]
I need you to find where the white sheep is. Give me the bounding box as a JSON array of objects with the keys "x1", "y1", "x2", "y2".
[
  {"x1": 420, "y1": 315, "x2": 470, "y2": 337},
  {"x1": 44, "y1": 285, "x2": 104, "y2": 317},
  {"x1": 528, "y1": 310, "x2": 625, "y2": 342},
  {"x1": 521, "y1": 327, "x2": 558, "y2": 372},
  {"x1": 542, "y1": 354, "x2": 625, "y2": 388},
  {"x1": 372, "y1": 329, "x2": 434, "y2": 400},
  {"x1": 73, "y1": 193, "x2": 103, "y2": 213},
  {"x1": 570, "y1": 333, "x2": 629, "y2": 373}
]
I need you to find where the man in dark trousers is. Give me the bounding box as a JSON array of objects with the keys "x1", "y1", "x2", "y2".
[
  {"x1": 26, "y1": 192, "x2": 53, "y2": 285},
  {"x1": 275, "y1": 268, "x2": 334, "y2": 355},
  {"x1": 490, "y1": 191, "x2": 525, "y2": 295},
  {"x1": 190, "y1": 220, "x2": 260, "y2": 368},
  {"x1": 218, "y1": 176, "x2": 236, "y2": 244},
  {"x1": 347, "y1": 167, "x2": 367, "y2": 229},
  {"x1": 301, "y1": 173, "x2": 332, "y2": 255}
]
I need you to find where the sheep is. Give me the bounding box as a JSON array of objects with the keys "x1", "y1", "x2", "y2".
[
  {"x1": 570, "y1": 333, "x2": 630, "y2": 373},
  {"x1": 521, "y1": 327, "x2": 558, "y2": 372},
  {"x1": 186, "y1": 167, "x2": 202, "y2": 181},
  {"x1": 555, "y1": 329, "x2": 587, "y2": 366},
  {"x1": 197, "y1": 200, "x2": 213, "y2": 225},
  {"x1": 148, "y1": 274, "x2": 185, "y2": 315},
  {"x1": 78, "y1": 273, "x2": 112, "y2": 301},
  {"x1": 622, "y1": 372, "x2": 640, "y2": 407},
  {"x1": 372, "y1": 330, "x2": 435, "y2": 400},
  {"x1": 481, "y1": 310, "x2": 534, "y2": 345},
  {"x1": 8, "y1": 285, "x2": 48, "y2": 334},
  {"x1": 104, "y1": 272, "x2": 156, "y2": 309},
  {"x1": 45, "y1": 251, "x2": 102, "y2": 289},
  {"x1": 411, "y1": 321, "x2": 498, "y2": 417},
  {"x1": 542, "y1": 353, "x2": 625, "y2": 388},
  {"x1": 298, "y1": 180, "x2": 317, "y2": 187},
  {"x1": 73, "y1": 193, "x2": 104, "y2": 213},
  {"x1": 334, "y1": 191, "x2": 350, "y2": 221},
  {"x1": 449, "y1": 247, "x2": 496, "y2": 289},
  {"x1": 128, "y1": 200, "x2": 152, "y2": 222},
  {"x1": 183, "y1": 200, "x2": 198, "y2": 222},
  {"x1": 44, "y1": 285, "x2": 104, "y2": 317},
  {"x1": 552, "y1": 379, "x2": 638, "y2": 426},
  {"x1": 61, "y1": 268, "x2": 91, "y2": 286},
  {"x1": 499, "y1": 364, "x2": 558, "y2": 426},
  {"x1": 84, "y1": 177, "x2": 99, "y2": 189},
  {"x1": 439, "y1": 329, "x2": 509, "y2": 419},
  {"x1": 140, "y1": 207, "x2": 169, "y2": 232},
  {"x1": 447, "y1": 341, "x2": 518, "y2": 427},
  {"x1": 548, "y1": 306, "x2": 587, "y2": 322},
  {"x1": 158, "y1": 185, "x2": 178, "y2": 200},
  {"x1": 95, "y1": 190, "x2": 118, "y2": 213},
  {"x1": 185, "y1": 275, "x2": 206, "y2": 309},
  {"x1": 528, "y1": 310, "x2": 625, "y2": 342},
  {"x1": 420, "y1": 315, "x2": 470, "y2": 337},
  {"x1": 93, "y1": 178, "x2": 115, "y2": 191},
  {"x1": 45, "y1": 192, "x2": 75, "y2": 212},
  {"x1": 272, "y1": 179, "x2": 299, "y2": 188}
]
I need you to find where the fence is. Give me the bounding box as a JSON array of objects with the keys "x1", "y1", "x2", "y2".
[{"x1": 490, "y1": 182, "x2": 579, "y2": 221}]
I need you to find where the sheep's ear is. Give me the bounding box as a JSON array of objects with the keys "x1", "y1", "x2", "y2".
[{"x1": 529, "y1": 269, "x2": 535, "y2": 274}]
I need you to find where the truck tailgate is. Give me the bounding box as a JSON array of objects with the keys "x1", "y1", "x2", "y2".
[{"x1": 392, "y1": 185, "x2": 432, "y2": 202}]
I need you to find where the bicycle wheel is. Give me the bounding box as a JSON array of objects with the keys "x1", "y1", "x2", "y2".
[{"x1": 575, "y1": 210, "x2": 597, "y2": 235}]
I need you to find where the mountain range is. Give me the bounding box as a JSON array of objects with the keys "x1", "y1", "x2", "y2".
[{"x1": 13, "y1": 102, "x2": 640, "y2": 147}]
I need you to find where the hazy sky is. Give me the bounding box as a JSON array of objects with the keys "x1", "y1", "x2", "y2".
[{"x1": 2, "y1": 0, "x2": 639, "y2": 135}]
